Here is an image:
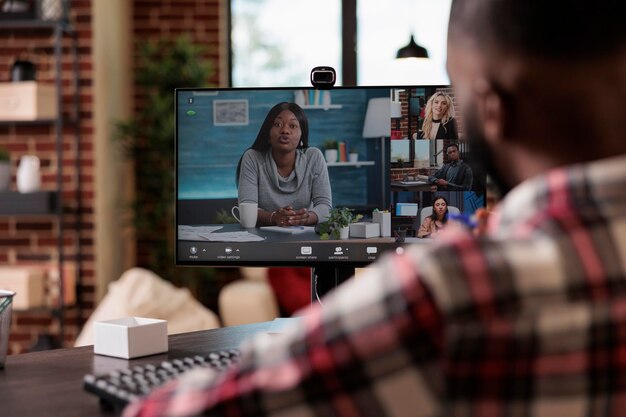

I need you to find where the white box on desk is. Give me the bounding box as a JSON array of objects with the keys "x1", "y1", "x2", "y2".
[
  {"x1": 349, "y1": 222, "x2": 380, "y2": 238},
  {"x1": 94, "y1": 317, "x2": 168, "y2": 359},
  {"x1": 0, "y1": 267, "x2": 46, "y2": 310},
  {"x1": 372, "y1": 211, "x2": 391, "y2": 237},
  {"x1": 0, "y1": 81, "x2": 57, "y2": 121}
]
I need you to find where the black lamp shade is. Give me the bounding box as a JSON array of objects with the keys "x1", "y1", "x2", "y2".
[{"x1": 396, "y1": 35, "x2": 429, "y2": 59}]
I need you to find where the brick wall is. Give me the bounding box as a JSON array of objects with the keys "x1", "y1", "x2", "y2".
[
  {"x1": 1, "y1": 0, "x2": 224, "y2": 354},
  {"x1": 0, "y1": 0, "x2": 94, "y2": 353}
]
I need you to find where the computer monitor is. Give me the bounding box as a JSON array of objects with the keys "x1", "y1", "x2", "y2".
[{"x1": 176, "y1": 86, "x2": 485, "y2": 269}]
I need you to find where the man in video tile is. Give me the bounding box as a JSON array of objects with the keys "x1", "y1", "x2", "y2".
[{"x1": 428, "y1": 142, "x2": 473, "y2": 191}]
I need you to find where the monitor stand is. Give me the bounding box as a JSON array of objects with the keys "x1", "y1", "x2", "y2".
[{"x1": 311, "y1": 266, "x2": 355, "y2": 303}]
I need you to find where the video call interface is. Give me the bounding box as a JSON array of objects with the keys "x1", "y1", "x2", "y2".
[{"x1": 176, "y1": 86, "x2": 486, "y2": 266}]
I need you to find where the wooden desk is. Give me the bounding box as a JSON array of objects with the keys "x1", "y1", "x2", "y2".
[{"x1": 0, "y1": 322, "x2": 272, "y2": 417}]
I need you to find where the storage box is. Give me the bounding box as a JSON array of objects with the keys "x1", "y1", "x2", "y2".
[
  {"x1": 94, "y1": 317, "x2": 168, "y2": 359},
  {"x1": 0, "y1": 82, "x2": 57, "y2": 121},
  {"x1": 373, "y1": 211, "x2": 391, "y2": 237},
  {"x1": 349, "y1": 222, "x2": 380, "y2": 239},
  {"x1": 0, "y1": 267, "x2": 46, "y2": 310}
]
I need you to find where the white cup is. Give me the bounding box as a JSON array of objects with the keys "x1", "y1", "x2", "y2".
[{"x1": 231, "y1": 202, "x2": 258, "y2": 228}]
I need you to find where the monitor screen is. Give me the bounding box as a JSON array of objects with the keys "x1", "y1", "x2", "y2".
[{"x1": 176, "y1": 86, "x2": 485, "y2": 267}]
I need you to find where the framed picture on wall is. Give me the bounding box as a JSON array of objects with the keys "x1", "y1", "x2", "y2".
[{"x1": 213, "y1": 99, "x2": 249, "y2": 126}]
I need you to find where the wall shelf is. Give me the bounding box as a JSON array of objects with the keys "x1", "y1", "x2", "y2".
[
  {"x1": 301, "y1": 104, "x2": 342, "y2": 110},
  {"x1": 327, "y1": 161, "x2": 375, "y2": 167},
  {"x1": 0, "y1": 20, "x2": 71, "y2": 31},
  {"x1": 0, "y1": 191, "x2": 58, "y2": 215},
  {"x1": 0, "y1": 118, "x2": 79, "y2": 127}
]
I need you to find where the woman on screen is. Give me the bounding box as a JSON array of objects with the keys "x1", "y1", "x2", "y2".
[
  {"x1": 236, "y1": 102, "x2": 332, "y2": 227},
  {"x1": 417, "y1": 195, "x2": 450, "y2": 238},
  {"x1": 417, "y1": 92, "x2": 458, "y2": 140}
]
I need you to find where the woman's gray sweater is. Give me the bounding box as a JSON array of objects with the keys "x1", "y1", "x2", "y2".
[{"x1": 238, "y1": 147, "x2": 332, "y2": 222}]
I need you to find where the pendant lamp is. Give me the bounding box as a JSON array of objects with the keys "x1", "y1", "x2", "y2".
[{"x1": 396, "y1": 35, "x2": 429, "y2": 59}]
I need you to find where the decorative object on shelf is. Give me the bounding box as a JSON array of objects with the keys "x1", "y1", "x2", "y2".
[
  {"x1": 319, "y1": 207, "x2": 363, "y2": 240},
  {"x1": 39, "y1": 0, "x2": 66, "y2": 21},
  {"x1": 0, "y1": 81, "x2": 57, "y2": 121},
  {"x1": 0, "y1": 267, "x2": 46, "y2": 310},
  {"x1": 322, "y1": 90, "x2": 332, "y2": 110},
  {"x1": 0, "y1": 146, "x2": 10, "y2": 191},
  {"x1": 16, "y1": 154, "x2": 40, "y2": 193},
  {"x1": 373, "y1": 209, "x2": 391, "y2": 237},
  {"x1": 338, "y1": 141, "x2": 347, "y2": 162},
  {"x1": 0, "y1": 0, "x2": 35, "y2": 20},
  {"x1": 349, "y1": 222, "x2": 380, "y2": 238},
  {"x1": 349, "y1": 149, "x2": 359, "y2": 163},
  {"x1": 10, "y1": 57, "x2": 36, "y2": 81},
  {"x1": 322, "y1": 138, "x2": 338, "y2": 163},
  {"x1": 390, "y1": 100, "x2": 402, "y2": 139},
  {"x1": 0, "y1": 0, "x2": 67, "y2": 21},
  {"x1": 294, "y1": 89, "x2": 306, "y2": 107}
]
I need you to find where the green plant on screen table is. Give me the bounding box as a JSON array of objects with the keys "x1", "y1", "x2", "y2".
[
  {"x1": 214, "y1": 209, "x2": 237, "y2": 224},
  {"x1": 318, "y1": 207, "x2": 363, "y2": 240}
]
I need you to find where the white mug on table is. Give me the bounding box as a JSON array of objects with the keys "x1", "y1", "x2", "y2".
[{"x1": 231, "y1": 202, "x2": 258, "y2": 228}]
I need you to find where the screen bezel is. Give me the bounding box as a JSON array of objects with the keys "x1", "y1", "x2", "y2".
[{"x1": 175, "y1": 85, "x2": 471, "y2": 268}]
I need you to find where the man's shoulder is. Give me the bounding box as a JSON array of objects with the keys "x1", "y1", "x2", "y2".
[{"x1": 409, "y1": 230, "x2": 565, "y2": 316}]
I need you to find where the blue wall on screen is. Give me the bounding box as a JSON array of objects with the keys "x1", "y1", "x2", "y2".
[{"x1": 177, "y1": 88, "x2": 389, "y2": 208}]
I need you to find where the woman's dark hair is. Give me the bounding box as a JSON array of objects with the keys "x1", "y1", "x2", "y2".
[
  {"x1": 236, "y1": 102, "x2": 309, "y2": 185},
  {"x1": 430, "y1": 195, "x2": 449, "y2": 223}
]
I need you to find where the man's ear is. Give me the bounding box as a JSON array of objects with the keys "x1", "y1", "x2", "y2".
[{"x1": 473, "y1": 79, "x2": 509, "y2": 144}]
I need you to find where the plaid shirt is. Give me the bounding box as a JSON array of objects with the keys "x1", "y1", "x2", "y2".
[{"x1": 125, "y1": 154, "x2": 626, "y2": 417}]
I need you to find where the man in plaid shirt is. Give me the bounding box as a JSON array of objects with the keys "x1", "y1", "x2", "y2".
[{"x1": 125, "y1": 0, "x2": 626, "y2": 416}]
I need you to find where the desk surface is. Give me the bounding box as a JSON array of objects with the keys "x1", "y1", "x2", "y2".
[
  {"x1": 0, "y1": 322, "x2": 272, "y2": 417},
  {"x1": 179, "y1": 223, "x2": 397, "y2": 244}
]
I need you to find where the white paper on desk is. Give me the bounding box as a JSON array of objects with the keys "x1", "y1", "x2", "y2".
[
  {"x1": 199, "y1": 231, "x2": 265, "y2": 242},
  {"x1": 260, "y1": 226, "x2": 315, "y2": 235},
  {"x1": 178, "y1": 225, "x2": 223, "y2": 240}
]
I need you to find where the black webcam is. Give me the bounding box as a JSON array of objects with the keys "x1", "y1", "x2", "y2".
[{"x1": 310, "y1": 66, "x2": 336, "y2": 89}]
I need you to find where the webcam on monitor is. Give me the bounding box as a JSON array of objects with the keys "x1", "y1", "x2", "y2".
[{"x1": 310, "y1": 66, "x2": 336, "y2": 89}]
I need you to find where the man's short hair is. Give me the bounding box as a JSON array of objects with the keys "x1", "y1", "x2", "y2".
[
  {"x1": 449, "y1": 0, "x2": 626, "y2": 59},
  {"x1": 446, "y1": 143, "x2": 460, "y2": 152}
]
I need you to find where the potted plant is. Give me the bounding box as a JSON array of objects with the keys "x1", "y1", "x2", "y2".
[
  {"x1": 114, "y1": 35, "x2": 218, "y2": 296},
  {"x1": 322, "y1": 139, "x2": 338, "y2": 163},
  {"x1": 348, "y1": 144, "x2": 359, "y2": 163},
  {"x1": 214, "y1": 209, "x2": 237, "y2": 224},
  {"x1": 319, "y1": 207, "x2": 363, "y2": 240},
  {"x1": 0, "y1": 146, "x2": 10, "y2": 191}
]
